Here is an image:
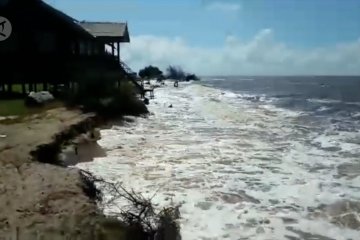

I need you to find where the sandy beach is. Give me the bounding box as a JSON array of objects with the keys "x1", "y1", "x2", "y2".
[{"x1": 0, "y1": 108, "x2": 102, "y2": 239}]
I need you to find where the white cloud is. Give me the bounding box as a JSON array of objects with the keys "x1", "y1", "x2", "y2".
[
  {"x1": 205, "y1": 1, "x2": 241, "y2": 12},
  {"x1": 122, "y1": 29, "x2": 360, "y2": 76}
]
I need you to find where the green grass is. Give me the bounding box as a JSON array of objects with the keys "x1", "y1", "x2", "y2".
[
  {"x1": 0, "y1": 100, "x2": 28, "y2": 116},
  {"x1": 1, "y1": 84, "x2": 58, "y2": 118},
  {"x1": 7, "y1": 84, "x2": 45, "y2": 94},
  {"x1": 0, "y1": 99, "x2": 64, "y2": 120}
]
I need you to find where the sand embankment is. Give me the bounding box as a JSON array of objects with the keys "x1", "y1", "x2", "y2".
[{"x1": 0, "y1": 108, "x2": 121, "y2": 239}]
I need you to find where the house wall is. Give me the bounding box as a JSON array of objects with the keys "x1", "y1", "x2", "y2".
[
  {"x1": 0, "y1": 0, "x2": 95, "y2": 88},
  {"x1": 0, "y1": 0, "x2": 97, "y2": 55},
  {"x1": 0, "y1": 0, "x2": 125, "y2": 94}
]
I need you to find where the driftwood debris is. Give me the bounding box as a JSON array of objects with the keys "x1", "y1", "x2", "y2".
[{"x1": 79, "y1": 170, "x2": 181, "y2": 240}]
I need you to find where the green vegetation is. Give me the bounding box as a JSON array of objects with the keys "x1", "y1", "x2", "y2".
[
  {"x1": 137, "y1": 64, "x2": 200, "y2": 81},
  {"x1": 81, "y1": 170, "x2": 181, "y2": 240},
  {"x1": 2, "y1": 84, "x2": 46, "y2": 94},
  {"x1": 138, "y1": 65, "x2": 163, "y2": 79},
  {"x1": 65, "y1": 65, "x2": 148, "y2": 117},
  {"x1": 0, "y1": 99, "x2": 63, "y2": 117},
  {"x1": 1, "y1": 59, "x2": 148, "y2": 119},
  {"x1": 185, "y1": 73, "x2": 200, "y2": 81},
  {"x1": 166, "y1": 65, "x2": 200, "y2": 81},
  {"x1": 166, "y1": 65, "x2": 186, "y2": 80},
  {"x1": 0, "y1": 100, "x2": 28, "y2": 116}
]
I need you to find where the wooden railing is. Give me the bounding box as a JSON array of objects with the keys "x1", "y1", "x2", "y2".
[{"x1": 119, "y1": 60, "x2": 145, "y2": 95}]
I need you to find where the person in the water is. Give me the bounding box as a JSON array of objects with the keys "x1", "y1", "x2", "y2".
[{"x1": 174, "y1": 80, "x2": 179, "y2": 88}]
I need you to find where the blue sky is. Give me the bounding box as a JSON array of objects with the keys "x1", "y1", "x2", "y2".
[{"x1": 47, "y1": 0, "x2": 360, "y2": 75}]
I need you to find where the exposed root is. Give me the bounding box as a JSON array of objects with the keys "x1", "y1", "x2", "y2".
[
  {"x1": 79, "y1": 169, "x2": 181, "y2": 240},
  {"x1": 79, "y1": 169, "x2": 103, "y2": 202}
]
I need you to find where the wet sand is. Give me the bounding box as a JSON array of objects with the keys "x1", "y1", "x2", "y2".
[{"x1": 61, "y1": 142, "x2": 107, "y2": 166}]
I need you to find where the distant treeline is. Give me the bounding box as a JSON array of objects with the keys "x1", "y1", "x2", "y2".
[{"x1": 138, "y1": 65, "x2": 200, "y2": 81}]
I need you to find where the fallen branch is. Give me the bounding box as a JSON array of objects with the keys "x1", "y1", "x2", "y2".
[{"x1": 79, "y1": 169, "x2": 181, "y2": 240}]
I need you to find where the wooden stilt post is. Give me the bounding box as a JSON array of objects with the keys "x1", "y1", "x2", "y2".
[
  {"x1": 22, "y1": 82, "x2": 26, "y2": 95},
  {"x1": 75, "y1": 41, "x2": 80, "y2": 55},
  {"x1": 0, "y1": 83, "x2": 3, "y2": 92},
  {"x1": 7, "y1": 83, "x2": 12, "y2": 93},
  {"x1": 29, "y1": 83, "x2": 33, "y2": 92},
  {"x1": 111, "y1": 42, "x2": 115, "y2": 56},
  {"x1": 117, "y1": 42, "x2": 120, "y2": 62},
  {"x1": 53, "y1": 83, "x2": 58, "y2": 95}
]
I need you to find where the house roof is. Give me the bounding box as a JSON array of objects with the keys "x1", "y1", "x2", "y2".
[
  {"x1": 79, "y1": 22, "x2": 130, "y2": 42},
  {"x1": 2, "y1": 1, "x2": 130, "y2": 42},
  {"x1": 39, "y1": 1, "x2": 94, "y2": 38},
  {"x1": 3, "y1": 0, "x2": 94, "y2": 39}
]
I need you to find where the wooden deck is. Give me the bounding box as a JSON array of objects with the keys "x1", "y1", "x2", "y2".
[
  {"x1": 119, "y1": 61, "x2": 155, "y2": 99},
  {"x1": 144, "y1": 87, "x2": 155, "y2": 99}
]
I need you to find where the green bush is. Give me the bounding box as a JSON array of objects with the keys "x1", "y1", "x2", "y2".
[
  {"x1": 185, "y1": 74, "x2": 200, "y2": 81},
  {"x1": 64, "y1": 64, "x2": 148, "y2": 117},
  {"x1": 139, "y1": 65, "x2": 163, "y2": 79},
  {"x1": 166, "y1": 65, "x2": 200, "y2": 81},
  {"x1": 100, "y1": 83, "x2": 148, "y2": 117},
  {"x1": 166, "y1": 65, "x2": 186, "y2": 80}
]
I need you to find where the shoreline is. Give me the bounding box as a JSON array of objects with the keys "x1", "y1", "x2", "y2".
[{"x1": 59, "y1": 117, "x2": 136, "y2": 167}]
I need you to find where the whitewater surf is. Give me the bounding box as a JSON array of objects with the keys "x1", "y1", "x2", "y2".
[{"x1": 77, "y1": 78, "x2": 360, "y2": 240}]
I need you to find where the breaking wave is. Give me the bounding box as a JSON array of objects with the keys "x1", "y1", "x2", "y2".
[{"x1": 77, "y1": 81, "x2": 360, "y2": 240}]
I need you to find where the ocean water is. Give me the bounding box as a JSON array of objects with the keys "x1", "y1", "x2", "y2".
[{"x1": 77, "y1": 76, "x2": 360, "y2": 240}]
